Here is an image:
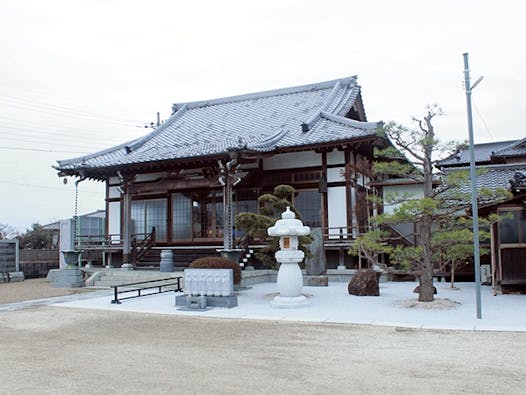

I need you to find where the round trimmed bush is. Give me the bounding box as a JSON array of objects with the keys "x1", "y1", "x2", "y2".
[{"x1": 189, "y1": 257, "x2": 242, "y2": 285}]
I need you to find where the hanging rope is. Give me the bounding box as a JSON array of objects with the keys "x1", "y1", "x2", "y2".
[{"x1": 73, "y1": 180, "x2": 79, "y2": 250}]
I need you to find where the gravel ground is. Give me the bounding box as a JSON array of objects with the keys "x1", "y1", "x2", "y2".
[
  {"x1": 0, "y1": 278, "x2": 97, "y2": 305},
  {"x1": 0, "y1": 305, "x2": 525, "y2": 394},
  {"x1": 1, "y1": 280, "x2": 525, "y2": 394}
]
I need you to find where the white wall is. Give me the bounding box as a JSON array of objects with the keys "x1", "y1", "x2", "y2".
[
  {"x1": 108, "y1": 186, "x2": 121, "y2": 199},
  {"x1": 327, "y1": 167, "x2": 345, "y2": 182},
  {"x1": 263, "y1": 151, "x2": 320, "y2": 170},
  {"x1": 327, "y1": 150, "x2": 345, "y2": 165},
  {"x1": 327, "y1": 186, "x2": 347, "y2": 238},
  {"x1": 383, "y1": 184, "x2": 424, "y2": 214},
  {"x1": 108, "y1": 201, "x2": 121, "y2": 242}
]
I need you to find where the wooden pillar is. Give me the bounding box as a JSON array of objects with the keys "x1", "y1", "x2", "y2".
[
  {"x1": 490, "y1": 222, "x2": 497, "y2": 294},
  {"x1": 122, "y1": 181, "x2": 132, "y2": 265},
  {"x1": 120, "y1": 175, "x2": 135, "y2": 269}
]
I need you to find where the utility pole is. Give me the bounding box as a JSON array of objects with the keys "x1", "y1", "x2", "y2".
[
  {"x1": 138, "y1": 112, "x2": 162, "y2": 129},
  {"x1": 463, "y1": 52, "x2": 484, "y2": 319}
]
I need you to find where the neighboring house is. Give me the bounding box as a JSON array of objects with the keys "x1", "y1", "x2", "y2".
[
  {"x1": 18, "y1": 210, "x2": 106, "y2": 272},
  {"x1": 438, "y1": 138, "x2": 526, "y2": 292},
  {"x1": 54, "y1": 76, "x2": 391, "y2": 269},
  {"x1": 58, "y1": 209, "x2": 106, "y2": 268}
]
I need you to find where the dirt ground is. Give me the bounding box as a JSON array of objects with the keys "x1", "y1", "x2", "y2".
[
  {"x1": 0, "y1": 305, "x2": 525, "y2": 395},
  {"x1": 0, "y1": 278, "x2": 97, "y2": 304}
]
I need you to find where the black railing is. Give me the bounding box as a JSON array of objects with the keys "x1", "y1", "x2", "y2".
[
  {"x1": 111, "y1": 277, "x2": 182, "y2": 304},
  {"x1": 131, "y1": 227, "x2": 156, "y2": 264}
]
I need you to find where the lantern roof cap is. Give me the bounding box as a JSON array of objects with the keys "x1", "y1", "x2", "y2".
[{"x1": 268, "y1": 207, "x2": 311, "y2": 237}]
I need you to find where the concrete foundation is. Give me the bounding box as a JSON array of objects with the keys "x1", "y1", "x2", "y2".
[
  {"x1": 48, "y1": 268, "x2": 84, "y2": 288},
  {"x1": 175, "y1": 294, "x2": 238, "y2": 308}
]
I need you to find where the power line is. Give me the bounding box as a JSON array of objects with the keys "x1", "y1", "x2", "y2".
[
  {"x1": 0, "y1": 116, "x2": 139, "y2": 139},
  {"x1": 1, "y1": 99, "x2": 142, "y2": 127},
  {"x1": 0, "y1": 125, "x2": 126, "y2": 145},
  {"x1": 0, "y1": 180, "x2": 102, "y2": 194},
  {"x1": 473, "y1": 103, "x2": 495, "y2": 141},
  {"x1": 0, "y1": 146, "x2": 90, "y2": 154},
  {"x1": 0, "y1": 84, "x2": 146, "y2": 122},
  {"x1": 0, "y1": 135, "x2": 108, "y2": 150},
  {"x1": 0, "y1": 94, "x2": 144, "y2": 124}
]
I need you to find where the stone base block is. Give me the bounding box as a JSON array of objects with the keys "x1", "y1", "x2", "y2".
[
  {"x1": 0, "y1": 272, "x2": 24, "y2": 283},
  {"x1": 175, "y1": 294, "x2": 238, "y2": 308},
  {"x1": 51, "y1": 269, "x2": 84, "y2": 288},
  {"x1": 303, "y1": 275, "x2": 328, "y2": 287},
  {"x1": 271, "y1": 294, "x2": 310, "y2": 308}
]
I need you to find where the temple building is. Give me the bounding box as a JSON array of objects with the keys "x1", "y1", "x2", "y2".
[{"x1": 54, "y1": 76, "x2": 390, "y2": 269}]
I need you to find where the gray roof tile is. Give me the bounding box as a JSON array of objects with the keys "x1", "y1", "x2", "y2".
[
  {"x1": 437, "y1": 140, "x2": 518, "y2": 167},
  {"x1": 56, "y1": 76, "x2": 380, "y2": 172},
  {"x1": 443, "y1": 163, "x2": 526, "y2": 194},
  {"x1": 492, "y1": 138, "x2": 526, "y2": 158}
]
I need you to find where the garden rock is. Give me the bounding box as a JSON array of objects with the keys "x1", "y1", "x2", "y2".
[{"x1": 348, "y1": 269, "x2": 379, "y2": 296}]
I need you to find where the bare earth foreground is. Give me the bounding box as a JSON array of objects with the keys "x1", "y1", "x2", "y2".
[
  {"x1": 0, "y1": 278, "x2": 97, "y2": 304},
  {"x1": 0, "y1": 303, "x2": 525, "y2": 394}
]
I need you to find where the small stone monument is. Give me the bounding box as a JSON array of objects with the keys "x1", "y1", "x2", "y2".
[
  {"x1": 49, "y1": 250, "x2": 84, "y2": 288},
  {"x1": 268, "y1": 207, "x2": 311, "y2": 308}
]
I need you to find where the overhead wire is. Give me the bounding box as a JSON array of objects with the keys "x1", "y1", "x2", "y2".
[
  {"x1": 0, "y1": 180, "x2": 102, "y2": 194},
  {"x1": 0, "y1": 115, "x2": 141, "y2": 139},
  {"x1": 0, "y1": 93, "x2": 145, "y2": 125},
  {"x1": 473, "y1": 103, "x2": 495, "y2": 141},
  {"x1": 0, "y1": 146, "x2": 90, "y2": 154},
  {"x1": 0, "y1": 125, "x2": 127, "y2": 145}
]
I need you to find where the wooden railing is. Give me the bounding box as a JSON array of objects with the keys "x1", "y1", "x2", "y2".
[
  {"x1": 131, "y1": 227, "x2": 156, "y2": 264},
  {"x1": 76, "y1": 233, "x2": 123, "y2": 249}
]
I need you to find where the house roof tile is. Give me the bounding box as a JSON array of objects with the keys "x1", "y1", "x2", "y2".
[{"x1": 437, "y1": 140, "x2": 518, "y2": 167}]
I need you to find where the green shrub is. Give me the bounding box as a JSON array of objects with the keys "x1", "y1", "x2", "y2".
[{"x1": 189, "y1": 257, "x2": 242, "y2": 285}]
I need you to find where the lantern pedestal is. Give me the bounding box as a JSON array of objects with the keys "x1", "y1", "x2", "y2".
[{"x1": 271, "y1": 262, "x2": 308, "y2": 308}]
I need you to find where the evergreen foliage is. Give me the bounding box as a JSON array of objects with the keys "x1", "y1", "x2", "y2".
[
  {"x1": 366, "y1": 106, "x2": 510, "y2": 301},
  {"x1": 235, "y1": 185, "x2": 313, "y2": 268},
  {"x1": 189, "y1": 257, "x2": 242, "y2": 285}
]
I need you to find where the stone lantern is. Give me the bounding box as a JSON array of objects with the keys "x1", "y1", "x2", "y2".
[{"x1": 268, "y1": 207, "x2": 311, "y2": 308}]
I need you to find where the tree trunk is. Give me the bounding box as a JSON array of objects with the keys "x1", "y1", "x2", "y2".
[
  {"x1": 450, "y1": 264, "x2": 456, "y2": 288},
  {"x1": 419, "y1": 214, "x2": 435, "y2": 301},
  {"x1": 418, "y1": 111, "x2": 436, "y2": 302}
]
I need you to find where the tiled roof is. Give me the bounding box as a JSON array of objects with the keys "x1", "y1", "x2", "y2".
[
  {"x1": 56, "y1": 77, "x2": 380, "y2": 173},
  {"x1": 443, "y1": 163, "x2": 526, "y2": 194},
  {"x1": 437, "y1": 140, "x2": 518, "y2": 167},
  {"x1": 491, "y1": 138, "x2": 526, "y2": 158}
]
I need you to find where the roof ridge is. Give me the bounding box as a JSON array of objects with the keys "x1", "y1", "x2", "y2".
[
  {"x1": 247, "y1": 129, "x2": 290, "y2": 151},
  {"x1": 174, "y1": 76, "x2": 357, "y2": 110},
  {"x1": 445, "y1": 162, "x2": 526, "y2": 171},
  {"x1": 492, "y1": 138, "x2": 526, "y2": 155},
  {"x1": 319, "y1": 111, "x2": 380, "y2": 129}
]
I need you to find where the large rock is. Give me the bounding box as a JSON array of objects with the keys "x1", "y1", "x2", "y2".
[{"x1": 348, "y1": 269, "x2": 379, "y2": 296}]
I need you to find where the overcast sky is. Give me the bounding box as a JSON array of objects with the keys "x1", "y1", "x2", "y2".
[{"x1": 1, "y1": 0, "x2": 525, "y2": 232}]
